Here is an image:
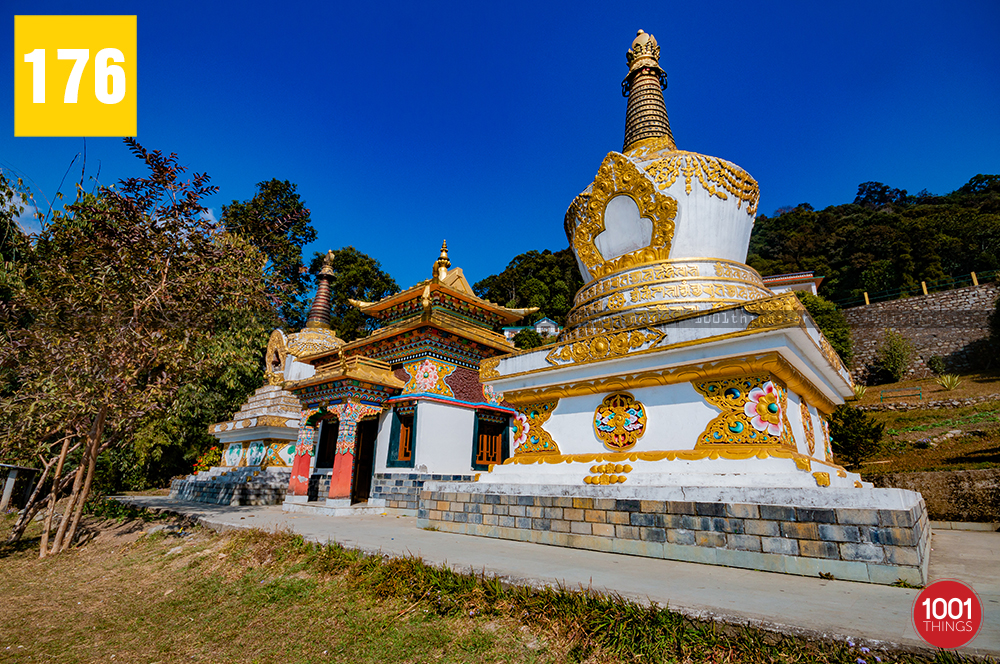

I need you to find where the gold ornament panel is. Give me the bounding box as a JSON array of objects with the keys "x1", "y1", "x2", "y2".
[
  {"x1": 627, "y1": 148, "x2": 760, "y2": 217},
  {"x1": 403, "y1": 358, "x2": 456, "y2": 398},
  {"x1": 593, "y1": 393, "x2": 647, "y2": 451},
  {"x1": 567, "y1": 153, "x2": 678, "y2": 280},
  {"x1": 511, "y1": 400, "x2": 560, "y2": 455},
  {"x1": 264, "y1": 329, "x2": 288, "y2": 386},
  {"x1": 545, "y1": 328, "x2": 664, "y2": 366},
  {"x1": 693, "y1": 374, "x2": 796, "y2": 448},
  {"x1": 801, "y1": 400, "x2": 816, "y2": 455}
]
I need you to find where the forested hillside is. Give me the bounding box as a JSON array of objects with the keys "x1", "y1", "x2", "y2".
[
  {"x1": 748, "y1": 175, "x2": 1000, "y2": 303},
  {"x1": 473, "y1": 249, "x2": 584, "y2": 326}
]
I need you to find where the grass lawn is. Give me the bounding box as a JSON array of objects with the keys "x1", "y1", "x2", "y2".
[{"x1": 0, "y1": 506, "x2": 986, "y2": 664}]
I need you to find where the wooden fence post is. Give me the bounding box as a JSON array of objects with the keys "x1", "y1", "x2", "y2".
[
  {"x1": 972, "y1": 272, "x2": 979, "y2": 286},
  {"x1": 863, "y1": 292, "x2": 870, "y2": 305},
  {"x1": 921, "y1": 281, "x2": 928, "y2": 296}
]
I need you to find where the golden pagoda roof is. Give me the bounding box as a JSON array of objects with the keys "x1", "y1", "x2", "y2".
[{"x1": 348, "y1": 241, "x2": 537, "y2": 326}]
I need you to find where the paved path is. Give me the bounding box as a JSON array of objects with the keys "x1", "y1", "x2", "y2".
[{"x1": 119, "y1": 496, "x2": 999, "y2": 658}]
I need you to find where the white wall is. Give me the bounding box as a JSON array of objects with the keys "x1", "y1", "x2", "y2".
[{"x1": 413, "y1": 401, "x2": 477, "y2": 475}]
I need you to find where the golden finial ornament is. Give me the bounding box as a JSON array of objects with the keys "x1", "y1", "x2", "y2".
[
  {"x1": 432, "y1": 240, "x2": 451, "y2": 281},
  {"x1": 622, "y1": 29, "x2": 675, "y2": 152}
]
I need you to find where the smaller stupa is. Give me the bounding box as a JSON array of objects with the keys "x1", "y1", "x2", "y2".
[{"x1": 169, "y1": 252, "x2": 346, "y2": 505}]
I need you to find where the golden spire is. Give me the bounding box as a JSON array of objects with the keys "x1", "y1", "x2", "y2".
[
  {"x1": 305, "y1": 250, "x2": 336, "y2": 329},
  {"x1": 622, "y1": 29, "x2": 675, "y2": 152},
  {"x1": 432, "y1": 240, "x2": 451, "y2": 281}
]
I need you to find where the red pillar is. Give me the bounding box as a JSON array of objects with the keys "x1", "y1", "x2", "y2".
[
  {"x1": 326, "y1": 400, "x2": 380, "y2": 504},
  {"x1": 328, "y1": 450, "x2": 355, "y2": 501},
  {"x1": 286, "y1": 409, "x2": 320, "y2": 500}
]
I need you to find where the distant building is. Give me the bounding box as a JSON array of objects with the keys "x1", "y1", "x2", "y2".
[
  {"x1": 502, "y1": 316, "x2": 563, "y2": 341},
  {"x1": 762, "y1": 271, "x2": 824, "y2": 296}
]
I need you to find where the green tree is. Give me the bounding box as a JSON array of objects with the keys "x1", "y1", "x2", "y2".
[
  {"x1": 221, "y1": 179, "x2": 316, "y2": 328},
  {"x1": 513, "y1": 328, "x2": 543, "y2": 350},
  {"x1": 795, "y1": 292, "x2": 852, "y2": 364},
  {"x1": 308, "y1": 247, "x2": 399, "y2": 342},
  {"x1": 0, "y1": 139, "x2": 278, "y2": 552},
  {"x1": 871, "y1": 329, "x2": 914, "y2": 384},
  {"x1": 473, "y1": 248, "x2": 584, "y2": 327},
  {"x1": 829, "y1": 404, "x2": 885, "y2": 469}
]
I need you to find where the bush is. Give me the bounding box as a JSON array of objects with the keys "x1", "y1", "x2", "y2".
[
  {"x1": 870, "y1": 329, "x2": 914, "y2": 384},
  {"x1": 926, "y1": 355, "x2": 946, "y2": 375},
  {"x1": 829, "y1": 404, "x2": 885, "y2": 468},
  {"x1": 935, "y1": 374, "x2": 962, "y2": 391},
  {"x1": 193, "y1": 446, "x2": 222, "y2": 473},
  {"x1": 512, "y1": 328, "x2": 543, "y2": 350},
  {"x1": 795, "y1": 292, "x2": 853, "y2": 364}
]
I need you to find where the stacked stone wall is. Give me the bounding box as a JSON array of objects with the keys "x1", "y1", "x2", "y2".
[
  {"x1": 844, "y1": 283, "x2": 999, "y2": 381},
  {"x1": 372, "y1": 472, "x2": 475, "y2": 514},
  {"x1": 418, "y1": 487, "x2": 930, "y2": 585},
  {"x1": 871, "y1": 468, "x2": 1000, "y2": 523},
  {"x1": 170, "y1": 468, "x2": 290, "y2": 506}
]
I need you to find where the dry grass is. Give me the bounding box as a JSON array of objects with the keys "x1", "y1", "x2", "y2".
[
  {"x1": 0, "y1": 510, "x2": 991, "y2": 664},
  {"x1": 853, "y1": 370, "x2": 1000, "y2": 408}
]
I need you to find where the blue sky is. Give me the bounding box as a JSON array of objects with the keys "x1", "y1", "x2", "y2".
[{"x1": 4, "y1": 1, "x2": 999, "y2": 289}]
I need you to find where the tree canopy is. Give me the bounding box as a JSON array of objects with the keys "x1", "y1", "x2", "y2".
[
  {"x1": 307, "y1": 247, "x2": 399, "y2": 342},
  {"x1": 0, "y1": 140, "x2": 280, "y2": 552},
  {"x1": 748, "y1": 174, "x2": 1000, "y2": 303},
  {"x1": 220, "y1": 179, "x2": 316, "y2": 328},
  {"x1": 473, "y1": 248, "x2": 584, "y2": 327}
]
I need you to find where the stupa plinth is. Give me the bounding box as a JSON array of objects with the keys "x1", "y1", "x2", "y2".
[{"x1": 417, "y1": 30, "x2": 929, "y2": 585}]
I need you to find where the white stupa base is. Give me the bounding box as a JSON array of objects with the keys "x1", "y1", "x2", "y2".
[{"x1": 481, "y1": 454, "x2": 866, "y2": 489}]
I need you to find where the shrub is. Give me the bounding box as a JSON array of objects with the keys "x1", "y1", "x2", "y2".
[
  {"x1": 870, "y1": 329, "x2": 914, "y2": 384},
  {"x1": 829, "y1": 404, "x2": 885, "y2": 468},
  {"x1": 852, "y1": 384, "x2": 867, "y2": 401},
  {"x1": 926, "y1": 355, "x2": 946, "y2": 375},
  {"x1": 795, "y1": 292, "x2": 853, "y2": 364},
  {"x1": 512, "y1": 328, "x2": 543, "y2": 350},
  {"x1": 935, "y1": 374, "x2": 962, "y2": 391},
  {"x1": 193, "y1": 446, "x2": 222, "y2": 473}
]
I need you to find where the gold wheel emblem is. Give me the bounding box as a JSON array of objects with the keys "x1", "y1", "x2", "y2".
[{"x1": 593, "y1": 392, "x2": 647, "y2": 451}]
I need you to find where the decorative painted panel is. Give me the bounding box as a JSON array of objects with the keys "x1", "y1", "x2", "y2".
[
  {"x1": 403, "y1": 358, "x2": 457, "y2": 398},
  {"x1": 593, "y1": 393, "x2": 647, "y2": 451},
  {"x1": 245, "y1": 441, "x2": 267, "y2": 467},
  {"x1": 692, "y1": 374, "x2": 795, "y2": 448},
  {"x1": 511, "y1": 400, "x2": 560, "y2": 455},
  {"x1": 800, "y1": 400, "x2": 816, "y2": 455}
]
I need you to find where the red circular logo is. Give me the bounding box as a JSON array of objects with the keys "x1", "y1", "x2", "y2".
[{"x1": 912, "y1": 579, "x2": 983, "y2": 649}]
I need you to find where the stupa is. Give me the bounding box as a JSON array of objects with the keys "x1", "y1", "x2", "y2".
[{"x1": 417, "y1": 30, "x2": 929, "y2": 585}]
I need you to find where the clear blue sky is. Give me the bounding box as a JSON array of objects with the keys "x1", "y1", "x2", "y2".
[{"x1": 4, "y1": 1, "x2": 999, "y2": 289}]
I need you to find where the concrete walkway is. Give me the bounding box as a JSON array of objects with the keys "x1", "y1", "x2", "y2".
[{"x1": 119, "y1": 496, "x2": 999, "y2": 658}]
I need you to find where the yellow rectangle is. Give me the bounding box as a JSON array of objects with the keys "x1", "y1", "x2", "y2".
[{"x1": 14, "y1": 15, "x2": 137, "y2": 137}]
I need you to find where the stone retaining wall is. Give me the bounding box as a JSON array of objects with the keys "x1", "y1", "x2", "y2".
[
  {"x1": 418, "y1": 484, "x2": 930, "y2": 585},
  {"x1": 844, "y1": 283, "x2": 999, "y2": 381},
  {"x1": 372, "y1": 473, "x2": 475, "y2": 515},
  {"x1": 170, "y1": 468, "x2": 290, "y2": 506},
  {"x1": 858, "y1": 393, "x2": 1000, "y2": 412},
  {"x1": 871, "y1": 468, "x2": 1000, "y2": 522}
]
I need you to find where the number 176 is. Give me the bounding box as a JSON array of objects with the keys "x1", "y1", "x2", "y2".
[{"x1": 23, "y1": 48, "x2": 127, "y2": 105}]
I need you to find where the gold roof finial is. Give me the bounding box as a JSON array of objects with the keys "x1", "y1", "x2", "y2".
[
  {"x1": 432, "y1": 240, "x2": 451, "y2": 281},
  {"x1": 622, "y1": 29, "x2": 675, "y2": 152}
]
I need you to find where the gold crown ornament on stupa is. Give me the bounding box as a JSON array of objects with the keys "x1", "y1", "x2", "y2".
[{"x1": 561, "y1": 30, "x2": 767, "y2": 341}]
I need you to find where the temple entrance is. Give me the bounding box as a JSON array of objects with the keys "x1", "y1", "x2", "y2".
[
  {"x1": 315, "y1": 418, "x2": 339, "y2": 470},
  {"x1": 351, "y1": 417, "x2": 379, "y2": 504}
]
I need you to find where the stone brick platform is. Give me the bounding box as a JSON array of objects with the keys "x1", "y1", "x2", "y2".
[
  {"x1": 371, "y1": 472, "x2": 475, "y2": 516},
  {"x1": 170, "y1": 467, "x2": 291, "y2": 506},
  {"x1": 417, "y1": 483, "x2": 930, "y2": 585}
]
